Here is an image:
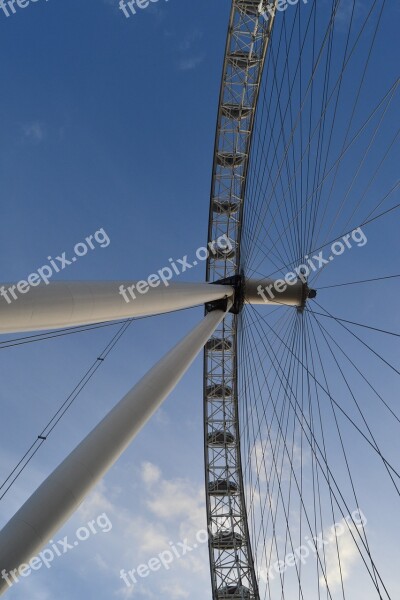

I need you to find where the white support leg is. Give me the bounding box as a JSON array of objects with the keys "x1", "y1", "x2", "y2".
[
  {"x1": 0, "y1": 305, "x2": 230, "y2": 595},
  {"x1": 0, "y1": 281, "x2": 233, "y2": 334}
]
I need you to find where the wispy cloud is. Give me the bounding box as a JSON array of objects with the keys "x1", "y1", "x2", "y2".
[
  {"x1": 179, "y1": 29, "x2": 203, "y2": 52},
  {"x1": 69, "y1": 464, "x2": 209, "y2": 597},
  {"x1": 141, "y1": 461, "x2": 162, "y2": 485},
  {"x1": 160, "y1": 580, "x2": 189, "y2": 599},
  {"x1": 320, "y1": 517, "x2": 364, "y2": 590},
  {"x1": 21, "y1": 122, "x2": 45, "y2": 144},
  {"x1": 177, "y1": 56, "x2": 205, "y2": 72},
  {"x1": 177, "y1": 30, "x2": 205, "y2": 72}
]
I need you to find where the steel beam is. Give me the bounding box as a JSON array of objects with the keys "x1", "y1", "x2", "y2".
[
  {"x1": 0, "y1": 305, "x2": 231, "y2": 595},
  {"x1": 0, "y1": 281, "x2": 233, "y2": 334}
]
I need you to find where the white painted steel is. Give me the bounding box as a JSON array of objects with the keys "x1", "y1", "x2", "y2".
[
  {"x1": 0, "y1": 306, "x2": 230, "y2": 595},
  {"x1": 245, "y1": 278, "x2": 305, "y2": 307},
  {"x1": 0, "y1": 281, "x2": 233, "y2": 334}
]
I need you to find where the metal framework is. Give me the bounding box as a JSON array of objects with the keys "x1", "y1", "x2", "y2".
[
  {"x1": 0, "y1": 6, "x2": 298, "y2": 598},
  {"x1": 0, "y1": 274, "x2": 306, "y2": 599},
  {"x1": 0, "y1": 1, "x2": 395, "y2": 598},
  {"x1": 204, "y1": 2, "x2": 277, "y2": 598}
]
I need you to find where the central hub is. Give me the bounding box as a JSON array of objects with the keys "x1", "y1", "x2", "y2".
[
  {"x1": 207, "y1": 274, "x2": 244, "y2": 314},
  {"x1": 208, "y1": 274, "x2": 316, "y2": 314},
  {"x1": 245, "y1": 275, "x2": 317, "y2": 312}
]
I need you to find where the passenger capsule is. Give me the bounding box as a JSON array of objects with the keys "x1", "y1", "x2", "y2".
[
  {"x1": 237, "y1": 0, "x2": 261, "y2": 15},
  {"x1": 228, "y1": 51, "x2": 259, "y2": 69},
  {"x1": 212, "y1": 200, "x2": 240, "y2": 215},
  {"x1": 213, "y1": 246, "x2": 236, "y2": 260},
  {"x1": 217, "y1": 585, "x2": 251, "y2": 599},
  {"x1": 206, "y1": 337, "x2": 233, "y2": 352},
  {"x1": 221, "y1": 104, "x2": 253, "y2": 120},
  {"x1": 207, "y1": 431, "x2": 235, "y2": 446},
  {"x1": 216, "y1": 152, "x2": 246, "y2": 168},
  {"x1": 206, "y1": 384, "x2": 232, "y2": 399},
  {"x1": 208, "y1": 479, "x2": 238, "y2": 496},
  {"x1": 212, "y1": 530, "x2": 244, "y2": 550}
]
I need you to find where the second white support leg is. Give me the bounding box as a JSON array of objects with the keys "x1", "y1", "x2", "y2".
[{"x1": 0, "y1": 304, "x2": 231, "y2": 595}]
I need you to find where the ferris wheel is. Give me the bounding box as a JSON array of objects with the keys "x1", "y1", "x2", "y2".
[
  {"x1": 204, "y1": 1, "x2": 399, "y2": 599},
  {"x1": 0, "y1": 1, "x2": 399, "y2": 599}
]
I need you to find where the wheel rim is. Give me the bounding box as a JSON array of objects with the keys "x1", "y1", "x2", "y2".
[{"x1": 205, "y1": 1, "x2": 399, "y2": 599}]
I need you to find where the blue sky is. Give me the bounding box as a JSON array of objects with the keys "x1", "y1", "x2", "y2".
[
  {"x1": 0, "y1": 1, "x2": 399, "y2": 599},
  {"x1": 0, "y1": 2, "x2": 232, "y2": 598}
]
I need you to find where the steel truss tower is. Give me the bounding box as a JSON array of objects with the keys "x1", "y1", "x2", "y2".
[{"x1": 204, "y1": 2, "x2": 278, "y2": 598}]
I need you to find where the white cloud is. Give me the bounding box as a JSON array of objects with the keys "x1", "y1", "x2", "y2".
[
  {"x1": 3, "y1": 462, "x2": 210, "y2": 599},
  {"x1": 141, "y1": 462, "x2": 161, "y2": 486},
  {"x1": 178, "y1": 30, "x2": 205, "y2": 71},
  {"x1": 146, "y1": 477, "x2": 203, "y2": 524},
  {"x1": 177, "y1": 56, "x2": 205, "y2": 72},
  {"x1": 160, "y1": 580, "x2": 189, "y2": 599},
  {"x1": 250, "y1": 436, "x2": 307, "y2": 485},
  {"x1": 21, "y1": 122, "x2": 45, "y2": 143},
  {"x1": 59, "y1": 463, "x2": 210, "y2": 598},
  {"x1": 127, "y1": 516, "x2": 170, "y2": 555},
  {"x1": 179, "y1": 30, "x2": 203, "y2": 52},
  {"x1": 320, "y1": 517, "x2": 363, "y2": 590}
]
